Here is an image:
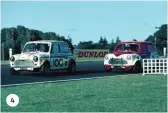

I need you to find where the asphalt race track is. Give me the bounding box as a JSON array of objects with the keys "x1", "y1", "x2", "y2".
[{"x1": 1, "y1": 61, "x2": 135, "y2": 85}]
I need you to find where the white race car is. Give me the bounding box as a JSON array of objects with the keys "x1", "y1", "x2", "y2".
[
  {"x1": 104, "y1": 41, "x2": 159, "y2": 72},
  {"x1": 10, "y1": 40, "x2": 76, "y2": 75}
]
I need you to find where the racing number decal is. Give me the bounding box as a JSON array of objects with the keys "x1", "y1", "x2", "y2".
[
  {"x1": 53, "y1": 59, "x2": 64, "y2": 67},
  {"x1": 59, "y1": 59, "x2": 63, "y2": 67},
  {"x1": 54, "y1": 59, "x2": 59, "y2": 67}
]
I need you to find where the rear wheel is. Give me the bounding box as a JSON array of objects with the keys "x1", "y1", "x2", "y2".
[
  {"x1": 40, "y1": 63, "x2": 50, "y2": 75},
  {"x1": 132, "y1": 61, "x2": 142, "y2": 73},
  {"x1": 10, "y1": 68, "x2": 20, "y2": 75},
  {"x1": 67, "y1": 60, "x2": 76, "y2": 74}
]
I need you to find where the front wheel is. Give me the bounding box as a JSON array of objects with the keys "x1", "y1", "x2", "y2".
[
  {"x1": 10, "y1": 68, "x2": 20, "y2": 75},
  {"x1": 132, "y1": 62, "x2": 142, "y2": 73},
  {"x1": 40, "y1": 63, "x2": 50, "y2": 75}
]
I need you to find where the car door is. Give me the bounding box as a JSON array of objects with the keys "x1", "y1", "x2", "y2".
[
  {"x1": 59, "y1": 43, "x2": 72, "y2": 69},
  {"x1": 140, "y1": 43, "x2": 151, "y2": 59},
  {"x1": 50, "y1": 43, "x2": 62, "y2": 70}
]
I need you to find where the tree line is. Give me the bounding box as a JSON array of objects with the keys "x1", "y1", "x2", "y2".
[
  {"x1": 77, "y1": 24, "x2": 167, "y2": 55},
  {"x1": 77, "y1": 36, "x2": 121, "y2": 53},
  {"x1": 1, "y1": 24, "x2": 167, "y2": 60},
  {"x1": 145, "y1": 24, "x2": 167, "y2": 55},
  {"x1": 1, "y1": 25, "x2": 74, "y2": 60}
]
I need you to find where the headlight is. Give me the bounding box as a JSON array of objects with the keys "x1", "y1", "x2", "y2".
[
  {"x1": 10, "y1": 56, "x2": 15, "y2": 62},
  {"x1": 104, "y1": 55, "x2": 109, "y2": 60},
  {"x1": 33, "y1": 56, "x2": 38, "y2": 62},
  {"x1": 127, "y1": 55, "x2": 131, "y2": 60}
]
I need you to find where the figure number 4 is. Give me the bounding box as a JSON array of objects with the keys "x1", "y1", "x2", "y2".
[{"x1": 11, "y1": 98, "x2": 15, "y2": 103}]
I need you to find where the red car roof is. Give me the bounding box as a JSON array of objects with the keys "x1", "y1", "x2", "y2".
[{"x1": 118, "y1": 41, "x2": 153, "y2": 44}]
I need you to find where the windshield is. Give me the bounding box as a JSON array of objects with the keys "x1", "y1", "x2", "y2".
[
  {"x1": 114, "y1": 44, "x2": 139, "y2": 52},
  {"x1": 22, "y1": 43, "x2": 50, "y2": 53}
]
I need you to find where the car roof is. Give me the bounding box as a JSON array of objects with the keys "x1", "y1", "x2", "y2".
[
  {"x1": 118, "y1": 41, "x2": 153, "y2": 45},
  {"x1": 26, "y1": 40, "x2": 65, "y2": 44}
]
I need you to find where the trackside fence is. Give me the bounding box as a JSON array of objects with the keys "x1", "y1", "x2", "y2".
[{"x1": 143, "y1": 58, "x2": 168, "y2": 75}]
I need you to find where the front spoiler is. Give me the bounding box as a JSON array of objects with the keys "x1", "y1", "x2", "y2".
[
  {"x1": 12, "y1": 66, "x2": 40, "y2": 71},
  {"x1": 104, "y1": 65, "x2": 133, "y2": 71}
]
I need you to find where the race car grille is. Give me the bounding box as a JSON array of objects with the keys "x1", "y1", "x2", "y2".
[
  {"x1": 14, "y1": 60, "x2": 34, "y2": 67},
  {"x1": 109, "y1": 58, "x2": 127, "y2": 65}
]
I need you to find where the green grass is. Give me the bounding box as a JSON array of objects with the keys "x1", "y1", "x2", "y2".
[{"x1": 1, "y1": 74, "x2": 167, "y2": 112}]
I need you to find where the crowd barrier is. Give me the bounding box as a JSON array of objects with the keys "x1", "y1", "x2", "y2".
[{"x1": 143, "y1": 58, "x2": 168, "y2": 75}]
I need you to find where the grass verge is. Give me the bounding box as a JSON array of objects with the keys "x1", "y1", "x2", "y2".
[{"x1": 1, "y1": 74, "x2": 167, "y2": 112}]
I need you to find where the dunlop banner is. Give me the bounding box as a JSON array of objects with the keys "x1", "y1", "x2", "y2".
[{"x1": 74, "y1": 49, "x2": 109, "y2": 62}]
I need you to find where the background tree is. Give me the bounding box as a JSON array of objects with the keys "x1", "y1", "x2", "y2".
[
  {"x1": 77, "y1": 41, "x2": 94, "y2": 49},
  {"x1": 1, "y1": 25, "x2": 74, "y2": 60},
  {"x1": 109, "y1": 39, "x2": 115, "y2": 53},
  {"x1": 98, "y1": 36, "x2": 104, "y2": 44},
  {"x1": 103, "y1": 37, "x2": 108, "y2": 48},
  {"x1": 98, "y1": 36, "x2": 108, "y2": 49},
  {"x1": 115, "y1": 36, "x2": 121, "y2": 44},
  {"x1": 145, "y1": 24, "x2": 167, "y2": 55},
  {"x1": 30, "y1": 30, "x2": 42, "y2": 41}
]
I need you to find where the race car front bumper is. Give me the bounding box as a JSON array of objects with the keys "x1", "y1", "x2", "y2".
[
  {"x1": 104, "y1": 65, "x2": 133, "y2": 71},
  {"x1": 10, "y1": 59, "x2": 41, "y2": 72},
  {"x1": 12, "y1": 66, "x2": 40, "y2": 72}
]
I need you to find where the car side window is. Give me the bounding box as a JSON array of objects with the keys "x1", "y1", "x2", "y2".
[
  {"x1": 141, "y1": 43, "x2": 148, "y2": 53},
  {"x1": 51, "y1": 43, "x2": 60, "y2": 53},
  {"x1": 115, "y1": 45, "x2": 122, "y2": 52},
  {"x1": 148, "y1": 44, "x2": 155, "y2": 52},
  {"x1": 60, "y1": 43, "x2": 70, "y2": 53}
]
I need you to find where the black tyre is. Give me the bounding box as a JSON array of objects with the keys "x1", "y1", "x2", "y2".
[
  {"x1": 10, "y1": 68, "x2": 20, "y2": 75},
  {"x1": 67, "y1": 60, "x2": 76, "y2": 74},
  {"x1": 40, "y1": 63, "x2": 50, "y2": 75},
  {"x1": 132, "y1": 61, "x2": 142, "y2": 73}
]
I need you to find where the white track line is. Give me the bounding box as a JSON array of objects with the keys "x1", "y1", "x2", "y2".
[{"x1": 1, "y1": 73, "x2": 141, "y2": 87}]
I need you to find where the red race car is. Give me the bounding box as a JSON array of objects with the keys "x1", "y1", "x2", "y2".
[{"x1": 104, "y1": 41, "x2": 159, "y2": 72}]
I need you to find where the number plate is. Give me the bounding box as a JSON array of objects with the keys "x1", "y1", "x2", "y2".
[
  {"x1": 114, "y1": 66, "x2": 122, "y2": 68},
  {"x1": 110, "y1": 58, "x2": 123, "y2": 64},
  {"x1": 20, "y1": 68, "x2": 27, "y2": 70}
]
